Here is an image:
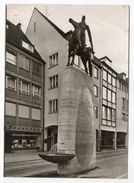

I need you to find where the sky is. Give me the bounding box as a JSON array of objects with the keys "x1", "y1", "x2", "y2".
[{"x1": 6, "y1": 4, "x2": 129, "y2": 76}]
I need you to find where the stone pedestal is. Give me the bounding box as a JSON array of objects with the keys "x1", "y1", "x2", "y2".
[{"x1": 57, "y1": 66, "x2": 96, "y2": 175}]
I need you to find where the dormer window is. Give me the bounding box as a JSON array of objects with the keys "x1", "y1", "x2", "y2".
[{"x1": 22, "y1": 41, "x2": 34, "y2": 53}]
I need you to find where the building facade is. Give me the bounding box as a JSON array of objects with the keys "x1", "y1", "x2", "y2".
[
  {"x1": 5, "y1": 20, "x2": 45, "y2": 152},
  {"x1": 26, "y1": 8, "x2": 128, "y2": 151}
]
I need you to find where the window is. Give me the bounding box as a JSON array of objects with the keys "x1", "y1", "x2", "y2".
[
  {"x1": 32, "y1": 85, "x2": 41, "y2": 98},
  {"x1": 108, "y1": 73, "x2": 112, "y2": 84},
  {"x1": 49, "y1": 53, "x2": 58, "y2": 67},
  {"x1": 95, "y1": 106, "x2": 98, "y2": 118},
  {"x1": 107, "y1": 108, "x2": 112, "y2": 120},
  {"x1": 34, "y1": 22, "x2": 36, "y2": 32},
  {"x1": 6, "y1": 51, "x2": 16, "y2": 65},
  {"x1": 32, "y1": 61, "x2": 41, "y2": 76},
  {"x1": 6, "y1": 75, "x2": 16, "y2": 91},
  {"x1": 49, "y1": 99, "x2": 58, "y2": 113},
  {"x1": 122, "y1": 112, "x2": 126, "y2": 121},
  {"x1": 32, "y1": 108, "x2": 41, "y2": 120},
  {"x1": 108, "y1": 89, "x2": 112, "y2": 102},
  {"x1": 102, "y1": 106, "x2": 107, "y2": 119},
  {"x1": 112, "y1": 77, "x2": 116, "y2": 87},
  {"x1": 19, "y1": 105, "x2": 29, "y2": 119},
  {"x1": 22, "y1": 41, "x2": 34, "y2": 52},
  {"x1": 19, "y1": 80, "x2": 29, "y2": 95},
  {"x1": 74, "y1": 56, "x2": 79, "y2": 66},
  {"x1": 94, "y1": 85, "x2": 98, "y2": 97},
  {"x1": 94, "y1": 67, "x2": 98, "y2": 79},
  {"x1": 112, "y1": 109, "x2": 116, "y2": 121},
  {"x1": 5, "y1": 102, "x2": 16, "y2": 116},
  {"x1": 112, "y1": 92, "x2": 116, "y2": 103},
  {"x1": 103, "y1": 87, "x2": 107, "y2": 99},
  {"x1": 49, "y1": 75, "x2": 58, "y2": 89},
  {"x1": 103, "y1": 70, "x2": 107, "y2": 80},
  {"x1": 19, "y1": 55, "x2": 30, "y2": 71},
  {"x1": 122, "y1": 98, "x2": 125, "y2": 109}
]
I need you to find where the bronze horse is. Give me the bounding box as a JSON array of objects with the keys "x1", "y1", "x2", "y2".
[{"x1": 67, "y1": 32, "x2": 94, "y2": 77}]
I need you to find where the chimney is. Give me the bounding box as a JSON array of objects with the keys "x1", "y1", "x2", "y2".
[{"x1": 16, "y1": 23, "x2": 21, "y2": 29}]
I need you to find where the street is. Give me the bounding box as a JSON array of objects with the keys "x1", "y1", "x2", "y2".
[{"x1": 4, "y1": 149, "x2": 128, "y2": 178}]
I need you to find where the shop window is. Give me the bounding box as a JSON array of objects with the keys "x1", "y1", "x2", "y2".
[
  {"x1": 32, "y1": 85, "x2": 41, "y2": 98},
  {"x1": 94, "y1": 67, "x2": 98, "y2": 79},
  {"x1": 49, "y1": 75, "x2": 58, "y2": 89},
  {"x1": 32, "y1": 61, "x2": 41, "y2": 76},
  {"x1": 19, "y1": 105, "x2": 29, "y2": 119},
  {"x1": 6, "y1": 51, "x2": 16, "y2": 65},
  {"x1": 94, "y1": 85, "x2": 98, "y2": 97},
  {"x1": 19, "y1": 55, "x2": 30, "y2": 71},
  {"x1": 32, "y1": 108, "x2": 41, "y2": 120},
  {"x1": 11, "y1": 136, "x2": 38, "y2": 149},
  {"x1": 5, "y1": 102, "x2": 16, "y2": 116},
  {"x1": 6, "y1": 75, "x2": 16, "y2": 91},
  {"x1": 49, "y1": 99, "x2": 58, "y2": 113},
  {"x1": 49, "y1": 52, "x2": 58, "y2": 67},
  {"x1": 19, "y1": 80, "x2": 29, "y2": 95}
]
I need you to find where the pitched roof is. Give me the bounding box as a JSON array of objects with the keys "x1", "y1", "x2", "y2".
[
  {"x1": 34, "y1": 8, "x2": 67, "y2": 40},
  {"x1": 6, "y1": 20, "x2": 44, "y2": 62}
]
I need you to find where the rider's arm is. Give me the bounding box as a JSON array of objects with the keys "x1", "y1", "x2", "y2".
[{"x1": 86, "y1": 25, "x2": 94, "y2": 52}]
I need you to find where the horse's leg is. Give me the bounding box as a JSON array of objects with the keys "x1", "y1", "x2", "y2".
[
  {"x1": 84, "y1": 62, "x2": 88, "y2": 74},
  {"x1": 88, "y1": 59, "x2": 92, "y2": 77},
  {"x1": 67, "y1": 49, "x2": 71, "y2": 66},
  {"x1": 71, "y1": 53, "x2": 75, "y2": 65},
  {"x1": 70, "y1": 48, "x2": 77, "y2": 65},
  {"x1": 71, "y1": 45, "x2": 79, "y2": 65}
]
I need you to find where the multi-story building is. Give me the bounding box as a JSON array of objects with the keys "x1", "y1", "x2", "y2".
[
  {"x1": 100, "y1": 57, "x2": 117, "y2": 149},
  {"x1": 5, "y1": 20, "x2": 45, "y2": 153},
  {"x1": 26, "y1": 8, "x2": 128, "y2": 151},
  {"x1": 116, "y1": 72, "x2": 128, "y2": 148}
]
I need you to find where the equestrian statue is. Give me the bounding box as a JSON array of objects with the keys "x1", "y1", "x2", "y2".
[{"x1": 67, "y1": 16, "x2": 94, "y2": 77}]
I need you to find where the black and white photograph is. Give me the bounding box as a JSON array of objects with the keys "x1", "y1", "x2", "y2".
[{"x1": 1, "y1": 2, "x2": 133, "y2": 181}]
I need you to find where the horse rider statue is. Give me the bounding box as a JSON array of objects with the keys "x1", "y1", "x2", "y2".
[{"x1": 67, "y1": 16, "x2": 94, "y2": 76}]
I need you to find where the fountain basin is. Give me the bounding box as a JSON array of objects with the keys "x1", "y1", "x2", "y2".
[{"x1": 39, "y1": 153, "x2": 75, "y2": 164}]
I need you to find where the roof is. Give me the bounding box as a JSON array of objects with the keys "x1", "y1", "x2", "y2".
[
  {"x1": 101, "y1": 60, "x2": 117, "y2": 74},
  {"x1": 92, "y1": 56, "x2": 102, "y2": 68},
  {"x1": 99, "y1": 56, "x2": 112, "y2": 63},
  {"x1": 117, "y1": 73, "x2": 128, "y2": 84},
  {"x1": 34, "y1": 8, "x2": 67, "y2": 40},
  {"x1": 6, "y1": 20, "x2": 44, "y2": 63}
]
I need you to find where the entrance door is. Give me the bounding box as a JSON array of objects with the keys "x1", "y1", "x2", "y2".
[
  {"x1": 117, "y1": 132, "x2": 126, "y2": 148},
  {"x1": 5, "y1": 132, "x2": 12, "y2": 153},
  {"x1": 47, "y1": 126, "x2": 58, "y2": 151}
]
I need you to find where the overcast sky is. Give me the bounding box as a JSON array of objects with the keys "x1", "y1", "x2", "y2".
[{"x1": 7, "y1": 4, "x2": 129, "y2": 76}]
